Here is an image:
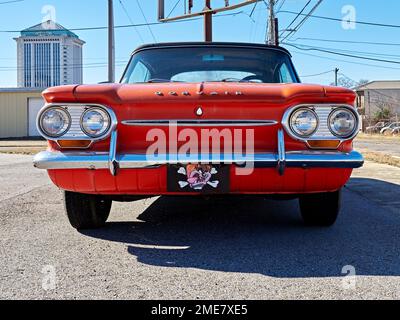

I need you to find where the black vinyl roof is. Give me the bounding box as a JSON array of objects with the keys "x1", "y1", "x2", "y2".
[{"x1": 132, "y1": 42, "x2": 292, "y2": 56}]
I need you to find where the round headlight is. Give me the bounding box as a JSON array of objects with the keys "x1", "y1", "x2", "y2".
[
  {"x1": 329, "y1": 108, "x2": 357, "y2": 138},
  {"x1": 290, "y1": 108, "x2": 318, "y2": 137},
  {"x1": 39, "y1": 107, "x2": 71, "y2": 138},
  {"x1": 81, "y1": 108, "x2": 111, "y2": 137}
]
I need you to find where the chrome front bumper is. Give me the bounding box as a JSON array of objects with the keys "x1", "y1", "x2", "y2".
[{"x1": 33, "y1": 130, "x2": 364, "y2": 175}]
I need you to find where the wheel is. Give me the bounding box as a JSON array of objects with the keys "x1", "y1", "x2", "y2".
[
  {"x1": 383, "y1": 130, "x2": 392, "y2": 136},
  {"x1": 299, "y1": 190, "x2": 341, "y2": 227},
  {"x1": 63, "y1": 191, "x2": 112, "y2": 230}
]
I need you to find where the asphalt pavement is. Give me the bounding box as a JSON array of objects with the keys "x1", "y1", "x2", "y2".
[
  {"x1": 354, "y1": 138, "x2": 400, "y2": 158},
  {"x1": 1, "y1": 153, "x2": 400, "y2": 299}
]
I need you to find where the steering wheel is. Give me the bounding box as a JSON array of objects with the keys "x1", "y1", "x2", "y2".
[{"x1": 241, "y1": 75, "x2": 263, "y2": 83}]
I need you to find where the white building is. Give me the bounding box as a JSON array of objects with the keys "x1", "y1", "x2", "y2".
[{"x1": 14, "y1": 20, "x2": 85, "y2": 88}]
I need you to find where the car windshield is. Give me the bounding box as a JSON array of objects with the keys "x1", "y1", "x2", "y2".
[{"x1": 121, "y1": 46, "x2": 299, "y2": 84}]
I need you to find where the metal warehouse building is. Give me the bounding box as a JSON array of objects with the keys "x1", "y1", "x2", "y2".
[{"x1": 0, "y1": 88, "x2": 45, "y2": 138}]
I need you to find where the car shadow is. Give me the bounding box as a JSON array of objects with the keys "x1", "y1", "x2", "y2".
[{"x1": 82, "y1": 177, "x2": 400, "y2": 278}]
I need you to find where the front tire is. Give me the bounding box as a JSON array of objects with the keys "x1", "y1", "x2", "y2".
[
  {"x1": 64, "y1": 191, "x2": 112, "y2": 230},
  {"x1": 299, "y1": 190, "x2": 341, "y2": 227}
]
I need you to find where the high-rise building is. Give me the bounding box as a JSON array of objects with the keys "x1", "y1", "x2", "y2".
[{"x1": 14, "y1": 20, "x2": 85, "y2": 88}]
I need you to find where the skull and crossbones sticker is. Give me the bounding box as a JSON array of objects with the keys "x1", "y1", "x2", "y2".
[{"x1": 177, "y1": 164, "x2": 220, "y2": 190}]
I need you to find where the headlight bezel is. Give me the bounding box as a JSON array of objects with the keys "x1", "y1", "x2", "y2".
[
  {"x1": 38, "y1": 106, "x2": 72, "y2": 138},
  {"x1": 289, "y1": 107, "x2": 319, "y2": 138},
  {"x1": 282, "y1": 104, "x2": 360, "y2": 143},
  {"x1": 80, "y1": 107, "x2": 112, "y2": 138},
  {"x1": 328, "y1": 107, "x2": 358, "y2": 139},
  {"x1": 36, "y1": 103, "x2": 117, "y2": 143}
]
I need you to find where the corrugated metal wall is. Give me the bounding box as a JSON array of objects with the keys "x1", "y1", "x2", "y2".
[{"x1": 0, "y1": 91, "x2": 43, "y2": 138}]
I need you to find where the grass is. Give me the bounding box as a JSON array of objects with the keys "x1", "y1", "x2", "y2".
[
  {"x1": 356, "y1": 132, "x2": 400, "y2": 141},
  {"x1": 358, "y1": 149, "x2": 400, "y2": 168},
  {"x1": 0, "y1": 147, "x2": 46, "y2": 155}
]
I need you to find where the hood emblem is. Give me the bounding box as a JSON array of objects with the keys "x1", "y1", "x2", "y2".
[{"x1": 195, "y1": 107, "x2": 203, "y2": 117}]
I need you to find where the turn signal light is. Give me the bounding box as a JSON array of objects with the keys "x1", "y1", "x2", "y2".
[
  {"x1": 57, "y1": 140, "x2": 92, "y2": 149},
  {"x1": 307, "y1": 140, "x2": 341, "y2": 149}
]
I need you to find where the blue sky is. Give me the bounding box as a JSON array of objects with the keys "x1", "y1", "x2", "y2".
[{"x1": 0, "y1": 0, "x2": 399, "y2": 87}]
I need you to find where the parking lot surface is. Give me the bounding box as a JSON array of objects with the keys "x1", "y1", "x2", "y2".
[{"x1": 1, "y1": 154, "x2": 400, "y2": 299}]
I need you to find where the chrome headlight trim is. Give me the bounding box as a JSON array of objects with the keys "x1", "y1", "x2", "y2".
[
  {"x1": 80, "y1": 107, "x2": 112, "y2": 138},
  {"x1": 38, "y1": 106, "x2": 72, "y2": 138},
  {"x1": 282, "y1": 104, "x2": 360, "y2": 142},
  {"x1": 328, "y1": 107, "x2": 359, "y2": 139},
  {"x1": 288, "y1": 107, "x2": 319, "y2": 138},
  {"x1": 36, "y1": 103, "x2": 117, "y2": 142}
]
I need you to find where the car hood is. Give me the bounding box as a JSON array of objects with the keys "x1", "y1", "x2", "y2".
[{"x1": 42, "y1": 82, "x2": 356, "y2": 105}]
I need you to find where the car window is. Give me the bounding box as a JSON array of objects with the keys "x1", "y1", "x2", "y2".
[
  {"x1": 278, "y1": 63, "x2": 293, "y2": 83},
  {"x1": 126, "y1": 61, "x2": 150, "y2": 83},
  {"x1": 121, "y1": 47, "x2": 299, "y2": 84},
  {"x1": 171, "y1": 71, "x2": 256, "y2": 82}
]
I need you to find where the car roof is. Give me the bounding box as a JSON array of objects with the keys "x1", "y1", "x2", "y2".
[{"x1": 132, "y1": 42, "x2": 292, "y2": 57}]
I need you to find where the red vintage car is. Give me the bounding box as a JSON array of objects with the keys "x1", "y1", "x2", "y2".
[{"x1": 33, "y1": 42, "x2": 363, "y2": 229}]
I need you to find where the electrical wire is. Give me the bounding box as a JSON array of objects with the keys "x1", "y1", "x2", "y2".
[
  {"x1": 290, "y1": 49, "x2": 400, "y2": 72},
  {"x1": 0, "y1": 0, "x2": 23, "y2": 4},
  {"x1": 279, "y1": 10, "x2": 400, "y2": 29},
  {"x1": 135, "y1": 0, "x2": 157, "y2": 43},
  {"x1": 300, "y1": 69, "x2": 334, "y2": 77},
  {"x1": 281, "y1": 0, "x2": 323, "y2": 42},
  {"x1": 287, "y1": 42, "x2": 400, "y2": 59},
  {"x1": 118, "y1": 0, "x2": 145, "y2": 43},
  {"x1": 166, "y1": 0, "x2": 182, "y2": 19},
  {"x1": 291, "y1": 37, "x2": 400, "y2": 47},
  {"x1": 284, "y1": 42, "x2": 400, "y2": 65},
  {"x1": 279, "y1": 0, "x2": 311, "y2": 38},
  {"x1": 0, "y1": 11, "x2": 243, "y2": 33}
]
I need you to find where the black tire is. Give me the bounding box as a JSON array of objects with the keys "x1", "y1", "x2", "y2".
[
  {"x1": 63, "y1": 191, "x2": 112, "y2": 230},
  {"x1": 299, "y1": 189, "x2": 341, "y2": 227}
]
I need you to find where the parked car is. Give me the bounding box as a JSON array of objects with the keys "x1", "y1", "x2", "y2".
[
  {"x1": 33, "y1": 42, "x2": 363, "y2": 229},
  {"x1": 380, "y1": 122, "x2": 400, "y2": 135},
  {"x1": 366, "y1": 121, "x2": 386, "y2": 134},
  {"x1": 392, "y1": 126, "x2": 400, "y2": 136}
]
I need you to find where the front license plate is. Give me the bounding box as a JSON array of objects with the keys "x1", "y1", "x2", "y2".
[{"x1": 167, "y1": 164, "x2": 230, "y2": 193}]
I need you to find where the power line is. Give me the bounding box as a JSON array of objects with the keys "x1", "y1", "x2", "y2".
[
  {"x1": 166, "y1": 0, "x2": 182, "y2": 19},
  {"x1": 135, "y1": 0, "x2": 157, "y2": 43},
  {"x1": 340, "y1": 72, "x2": 400, "y2": 103},
  {"x1": 0, "y1": 0, "x2": 24, "y2": 4},
  {"x1": 0, "y1": 61, "x2": 129, "y2": 72},
  {"x1": 281, "y1": 0, "x2": 323, "y2": 42},
  {"x1": 284, "y1": 42, "x2": 400, "y2": 65},
  {"x1": 276, "y1": 0, "x2": 286, "y2": 12},
  {"x1": 118, "y1": 0, "x2": 145, "y2": 43},
  {"x1": 290, "y1": 49, "x2": 400, "y2": 71},
  {"x1": 288, "y1": 42, "x2": 400, "y2": 59},
  {"x1": 279, "y1": 10, "x2": 400, "y2": 29},
  {"x1": 300, "y1": 69, "x2": 334, "y2": 77},
  {"x1": 279, "y1": 0, "x2": 311, "y2": 38},
  {"x1": 0, "y1": 11, "x2": 243, "y2": 33},
  {"x1": 292, "y1": 37, "x2": 400, "y2": 47}
]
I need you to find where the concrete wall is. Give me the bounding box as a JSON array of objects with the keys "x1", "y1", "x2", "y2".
[
  {"x1": 0, "y1": 91, "x2": 43, "y2": 138},
  {"x1": 362, "y1": 89, "x2": 400, "y2": 120}
]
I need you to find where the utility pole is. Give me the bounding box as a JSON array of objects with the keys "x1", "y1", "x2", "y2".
[
  {"x1": 204, "y1": 0, "x2": 212, "y2": 42},
  {"x1": 334, "y1": 68, "x2": 339, "y2": 86},
  {"x1": 267, "y1": 0, "x2": 278, "y2": 45},
  {"x1": 108, "y1": 0, "x2": 115, "y2": 83},
  {"x1": 158, "y1": 1, "x2": 259, "y2": 42}
]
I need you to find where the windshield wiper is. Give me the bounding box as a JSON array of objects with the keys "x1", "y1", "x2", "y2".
[
  {"x1": 219, "y1": 78, "x2": 254, "y2": 83},
  {"x1": 146, "y1": 78, "x2": 183, "y2": 83}
]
